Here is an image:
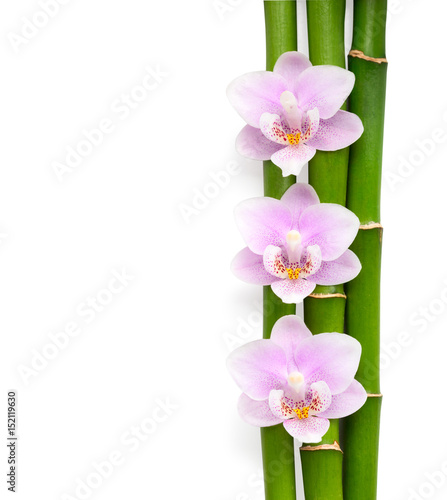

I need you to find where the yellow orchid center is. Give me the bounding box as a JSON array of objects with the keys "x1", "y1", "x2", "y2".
[
  {"x1": 294, "y1": 407, "x2": 310, "y2": 420},
  {"x1": 286, "y1": 267, "x2": 301, "y2": 279},
  {"x1": 286, "y1": 132, "x2": 301, "y2": 145}
]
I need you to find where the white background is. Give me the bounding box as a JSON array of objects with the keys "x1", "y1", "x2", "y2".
[{"x1": 1, "y1": 1, "x2": 446, "y2": 499}]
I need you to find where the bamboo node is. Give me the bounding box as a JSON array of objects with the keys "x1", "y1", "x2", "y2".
[
  {"x1": 300, "y1": 441, "x2": 343, "y2": 453},
  {"x1": 308, "y1": 293, "x2": 347, "y2": 299},
  {"x1": 359, "y1": 222, "x2": 383, "y2": 230},
  {"x1": 349, "y1": 50, "x2": 388, "y2": 64},
  {"x1": 367, "y1": 393, "x2": 383, "y2": 398}
]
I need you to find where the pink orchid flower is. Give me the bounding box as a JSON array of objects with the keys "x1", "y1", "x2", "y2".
[
  {"x1": 227, "y1": 315, "x2": 367, "y2": 443},
  {"x1": 227, "y1": 51, "x2": 363, "y2": 176},
  {"x1": 232, "y1": 183, "x2": 361, "y2": 304}
]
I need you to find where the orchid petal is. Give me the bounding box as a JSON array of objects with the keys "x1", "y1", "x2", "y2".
[
  {"x1": 238, "y1": 394, "x2": 282, "y2": 427},
  {"x1": 280, "y1": 183, "x2": 320, "y2": 229},
  {"x1": 227, "y1": 340, "x2": 288, "y2": 400},
  {"x1": 301, "y1": 108, "x2": 320, "y2": 142},
  {"x1": 263, "y1": 245, "x2": 288, "y2": 279},
  {"x1": 319, "y1": 380, "x2": 367, "y2": 419},
  {"x1": 308, "y1": 381, "x2": 332, "y2": 415},
  {"x1": 231, "y1": 247, "x2": 278, "y2": 285},
  {"x1": 234, "y1": 198, "x2": 292, "y2": 254},
  {"x1": 294, "y1": 333, "x2": 362, "y2": 395},
  {"x1": 296, "y1": 65, "x2": 355, "y2": 119},
  {"x1": 227, "y1": 71, "x2": 288, "y2": 127},
  {"x1": 236, "y1": 124, "x2": 283, "y2": 160},
  {"x1": 283, "y1": 416, "x2": 330, "y2": 443},
  {"x1": 307, "y1": 250, "x2": 361, "y2": 285},
  {"x1": 271, "y1": 278, "x2": 316, "y2": 304},
  {"x1": 273, "y1": 51, "x2": 312, "y2": 90},
  {"x1": 269, "y1": 389, "x2": 295, "y2": 420},
  {"x1": 260, "y1": 113, "x2": 294, "y2": 145},
  {"x1": 299, "y1": 245, "x2": 322, "y2": 278},
  {"x1": 271, "y1": 144, "x2": 316, "y2": 177},
  {"x1": 299, "y1": 203, "x2": 360, "y2": 261},
  {"x1": 306, "y1": 110, "x2": 364, "y2": 151},
  {"x1": 270, "y1": 315, "x2": 312, "y2": 372}
]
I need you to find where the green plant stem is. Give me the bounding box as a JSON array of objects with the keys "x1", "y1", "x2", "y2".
[
  {"x1": 262, "y1": 291, "x2": 296, "y2": 500},
  {"x1": 342, "y1": 1, "x2": 387, "y2": 499},
  {"x1": 261, "y1": 3, "x2": 297, "y2": 500},
  {"x1": 300, "y1": 2, "x2": 348, "y2": 499},
  {"x1": 306, "y1": 0, "x2": 349, "y2": 206},
  {"x1": 264, "y1": 1, "x2": 298, "y2": 73},
  {"x1": 301, "y1": 291, "x2": 345, "y2": 500}
]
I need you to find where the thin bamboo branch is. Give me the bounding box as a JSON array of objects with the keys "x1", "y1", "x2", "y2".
[
  {"x1": 300, "y1": 1, "x2": 349, "y2": 498},
  {"x1": 261, "y1": 3, "x2": 298, "y2": 500},
  {"x1": 342, "y1": 1, "x2": 388, "y2": 498}
]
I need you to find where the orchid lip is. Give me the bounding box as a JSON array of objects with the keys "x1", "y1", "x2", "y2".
[
  {"x1": 286, "y1": 267, "x2": 301, "y2": 280},
  {"x1": 293, "y1": 406, "x2": 310, "y2": 420}
]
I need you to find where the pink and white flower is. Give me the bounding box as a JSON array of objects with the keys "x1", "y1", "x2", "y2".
[
  {"x1": 227, "y1": 315, "x2": 367, "y2": 443},
  {"x1": 227, "y1": 51, "x2": 363, "y2": 176},
  {"x1": 232, "y1": 183, "x2": 361, "y2": 303}
]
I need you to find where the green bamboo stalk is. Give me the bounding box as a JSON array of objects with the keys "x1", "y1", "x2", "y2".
[
  {"x1": 261, "y1": 2, "x2": 297, "y2": 500},
  {"x1": 300, "y1": 1, "x2": 349, "y2": 498},
  {"x1": 301, "y1": 290, "x2": 345, "y2": 500},
  {"x1": 342, "y1": 1, "x2": 387, "y2": 499},
  {"x1": 262, "y1": 291, "x2": 296, "y2": 500}
]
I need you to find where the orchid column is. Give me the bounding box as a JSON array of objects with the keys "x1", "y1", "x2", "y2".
[{"x1": 262, "y1": 3, "x2": 298, "y2": 500}]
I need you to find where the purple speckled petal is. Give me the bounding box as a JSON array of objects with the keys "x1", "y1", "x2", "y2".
[
  {"x1": 227, "y1": 340, "x2": 288, "y2": 400},
  {"x1": 273, "y1": 51, "x2": 312, "y2": 91},
  {"x1": 269, "y1": 389, "x2": 295, "y2": 420},
  {"x1": 306, "y1": 110, "x2": 364, "y2": 151},
  {"x1": 308, "y1": 381, "x2": 332, "y2": 415},
  {"x1": 283, "y1": 416, "x2": 330, "y2": 443},
  {"x1": 307, "y1": 250, "x2": 361, "y2": 285},
  {"x1": 270, "y1": 315, "x2": 312, "y2": 372},
  {"x1": 263, "y1": 245, "x2": 288, "y2": 279},
  {"x1": 300, "y1": 245, "x2": 322, "y2": 278},
  {"x1": 271, "y1": 144, "x2": 316, "y2": 177},
  {"x1": 236, "y1": 124, "x2": 283, "y2": 160},
  {"x1": 280, "y1": 183, "x2": 320, "y2": 229},
  {"x1": 319, "y1": 380, "x2": 367, "y2": 419},
  {"x1": 294, "y1": 333, "x2": 362, "y2": 395},
  {"x1": 231, "y1": 247, "x2": 278, "y2": 285},
  {"x1": 238, "y1": 394, "x2": 282, "y2": 427},
  {"x1": 301, "y1": 108, "x2": 320, "y2": 142},
  {"x1": 227, "y1": 71, "x2": 288, "y2": 127},
  {"x1": 234, "y1": 198, "x2": 292, "y2": 255},
  {"x1": 260, "y1": 113, "x2": 295, "y2": 145},
  {"x1": 271, "y1": 278, "x2": 316, "y2": 304},
  {"x1": 299, "y1": 203, "x2": 360, "y2": 261},
  {"x1": 296, "y1": 65, "x2": 355, "y2": 119}
]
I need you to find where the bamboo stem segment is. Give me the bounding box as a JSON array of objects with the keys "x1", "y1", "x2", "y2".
[
  {"x1": 261, "y1": 3, "x2": 298, "y2": 500},
  {"x1": 301, "y1": 294, "x2": 345, "y2": 500},
  {"x1": 301, "y1": 1, "x2": 348, "y2": 499},
  {"x1": 343, "y1": 1, "x2": 388, "y2": 499}
]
